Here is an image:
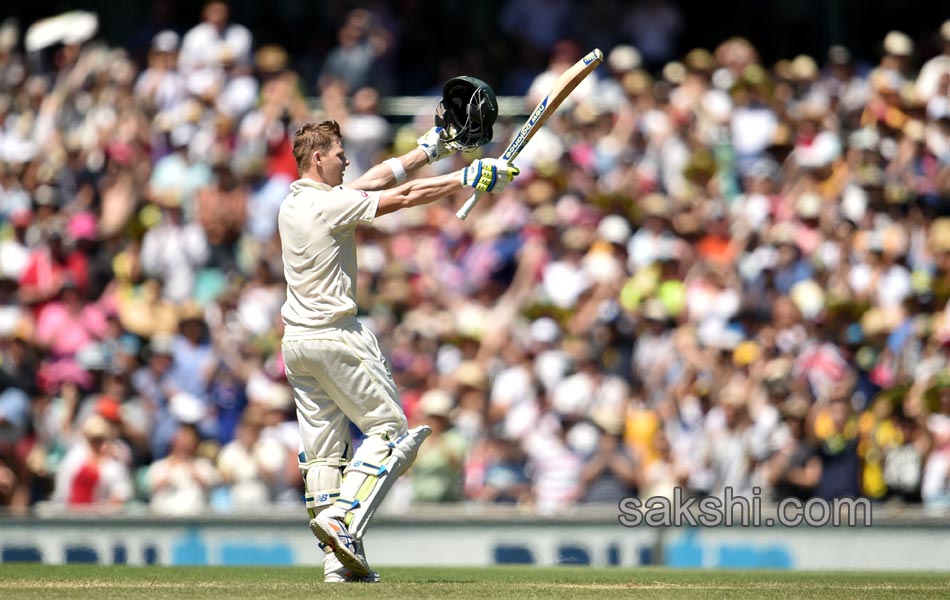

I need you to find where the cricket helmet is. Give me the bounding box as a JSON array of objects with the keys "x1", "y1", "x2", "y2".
[{"x1": 435, "y1": 76, "x2": 498, "y2": 151}]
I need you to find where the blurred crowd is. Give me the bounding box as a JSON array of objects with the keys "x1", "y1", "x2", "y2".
[{"x1": 3, "y1": 1, "x2": 950, "y2": 517}]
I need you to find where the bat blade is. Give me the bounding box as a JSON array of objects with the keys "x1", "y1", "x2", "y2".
[{"x1": 456, "y1": 48, "x2": 604, "y2": 220}]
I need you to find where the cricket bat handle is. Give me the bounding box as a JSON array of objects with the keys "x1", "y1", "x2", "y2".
[
  {"x1": 455, "y1": 48, "x2": 604, "y2": 221},
  {"x1": 456, "y1": 190, "x2": 483, "y2": 220}
]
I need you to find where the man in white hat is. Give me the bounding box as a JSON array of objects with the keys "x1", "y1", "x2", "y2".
[
  {"x1": 178, "y1": 1, "x2": 251, "y2": 76},
  {"x1": 916, "y1": 21, "x2": 950, "y2": 103},
  {"x1": 52, "y1": 415, "x2": 133, "y2": 506},
  {"x1": 872, "y1": 30, "x2": 914, "y2": 86},
  {"x1": 134, "y1": 30, "x2": 186, "y2": 114}
]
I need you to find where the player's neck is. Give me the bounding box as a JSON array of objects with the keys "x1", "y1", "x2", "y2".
[{"x1": 301, "y1": 168, "x2": 328, "y2": 185}]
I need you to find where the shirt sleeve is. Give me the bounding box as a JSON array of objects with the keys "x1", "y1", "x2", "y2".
[{"x1": 322, "y1": 187, "x2": 380, "y2": 231}]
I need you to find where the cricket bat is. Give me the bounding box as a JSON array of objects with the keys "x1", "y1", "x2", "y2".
[{"x1": 456, "y1": 48, "x2": 604, "y2": 220}]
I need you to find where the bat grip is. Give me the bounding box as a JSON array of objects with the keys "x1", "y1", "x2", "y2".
[{"x1": 456, "y1": 190, "x2": 484, "y2": 220}]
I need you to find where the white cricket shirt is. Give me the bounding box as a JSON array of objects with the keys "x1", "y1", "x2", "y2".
[{"x1": 278, "y1": 178, "x2": 380, "y2": 334}]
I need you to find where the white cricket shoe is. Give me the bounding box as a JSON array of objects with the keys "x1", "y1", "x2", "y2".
[
  {"x1": 324, "y1": 570, "x2": 381, "y2": 583},
  {"x1": 323, "y1": 542, "x2": 379, "y2": 583},
  {"x1": 310, "y1": 513, "x2": 370, "y2": 577}
]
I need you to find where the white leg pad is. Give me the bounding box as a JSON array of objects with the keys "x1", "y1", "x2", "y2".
[
  {"x1": 300, "y1": 458, "x2": 354, "y2": 577},
  {"x1": 301, "y1": 459, "x2": 345, "y2": 512},
  {"x1": 331, "y1": 426, "x2": 431, "y2": 539}
]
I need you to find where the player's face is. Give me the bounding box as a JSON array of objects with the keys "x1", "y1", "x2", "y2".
[{"x1": 320, "y1": 137, "x2": 349, "y2": 187}]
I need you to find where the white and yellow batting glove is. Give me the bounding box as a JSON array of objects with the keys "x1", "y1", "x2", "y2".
[
  {"x1": 417, "y1": 126, "x2": 454, "y2": 163},
  {"x1": 461, "y1": 158, "x2": 520, "y2": 193}
]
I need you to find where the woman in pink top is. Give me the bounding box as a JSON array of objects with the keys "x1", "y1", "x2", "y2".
[{"x1": 34, "y1": 282, "x2": 108, "y2": 358}]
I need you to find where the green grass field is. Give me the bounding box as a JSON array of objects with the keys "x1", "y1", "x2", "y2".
[{"x1": 1, "y1": 565, "x2": 949, "y2": 599}]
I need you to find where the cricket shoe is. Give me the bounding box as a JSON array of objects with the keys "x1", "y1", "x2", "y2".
[
  {"x1": 310, "y1": 513, "x2": 370, "y2": 577},
  {"x1": 324, "y1": 570, "x2": 381, "y2": 583},
  {"x1": 323, "y1": 542, "x2": 379, "y2": 583}
]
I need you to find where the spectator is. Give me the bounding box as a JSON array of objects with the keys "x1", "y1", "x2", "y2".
[
  {"x1": 194, "y1": 163, "x2": 247, "y2": 272},
  {"x1": 33, "y1": 281, "x2": 107, "y2": 359},
  {"x1": 215, "y1": 408, "x2": 284, "y2": 510},
  {"x1": 638, "y1": 430, "x2": 689, "y2": 500},
  {"x1": 699, "y1": 382, "x2": 757, "y2": 498},
  {"x1": 256, "y1": 382, "x2": 301, "y2": 504},
  {"x1": 883, "y1": 413, "x2": 930, "y2": 502},
  {"x1": 160, "y1": 304, "x2": 221, "y2": 445},
  {"x1": 134, "y1": 30, "x2": 186, "y2": 115},
  {"x1": 178, "y1": 1, "x2": 252, "y2": 79},
  {"x1": 140, "y1": 197, "x2": 210, "y2": 303},
  {"x1": 916, "y1": 21, "x2": 950, "y2": 105},
  {"x1": 19, "y1": 231, "x2": 89, "y2": 307},
  {"x1": 579, "y1": 410, "x2": 639, "y2": 503},
  {"x1": 627, "y1": 195, "x2": 677, "y2": 271},
  {"x1": 147, "y1": 424, "x2": 219, "y2": 515},
  {"x1": 410, "y1": 390, "x2": 467, "y2": 503},
  {"x1": 53, "y1": 414, "x2": 133, "y2": 507},
  {"x1": 468, "y1": 435, "x2": 531, "y2": 504},
  {"x1": 341, "y1": 87, "x2": 391, "y2": 183},
  {"x1": 523, "y1": 412, "x2": 583, "y2": 514},
  {"x1": 319, "y1": 9, "x2": 392, "y2": 94},
  {"x1": 131, "y1": 333, "x2": 177, "y2": 459},
  {"x1": 765, "y1": 395, "x2": 820, "y2": 501},
  {"x1": 812, "y1": 390, "x2": 863, "y2": 500}
]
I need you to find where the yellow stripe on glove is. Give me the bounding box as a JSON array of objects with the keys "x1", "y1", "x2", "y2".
[{"x1": 461, "y1": 158, "x2": 520, "y2": 193}]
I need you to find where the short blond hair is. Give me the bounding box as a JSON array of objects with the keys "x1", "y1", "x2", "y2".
[{"x1": 292, "y1": 121, "x2": 342, "y2": 174}]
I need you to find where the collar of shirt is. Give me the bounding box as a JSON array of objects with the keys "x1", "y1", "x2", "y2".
[{"x1": 290, "y1": 178, "x2": 333, "y2": 194}]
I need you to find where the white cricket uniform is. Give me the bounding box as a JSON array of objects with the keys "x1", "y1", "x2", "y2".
[{"x1": 278, "y1": 178, "x2": 407, "y2": 466}]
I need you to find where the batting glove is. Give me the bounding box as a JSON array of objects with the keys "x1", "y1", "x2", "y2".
[
  {"x1": 417, "y1": 126, "x2": 453, "y2": 163},
  {"x1": 461, "y1": 158, "x2": 520, "y2": 193}
]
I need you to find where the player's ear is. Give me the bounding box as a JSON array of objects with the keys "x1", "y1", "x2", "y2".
[{"x1": 311, "y1": 150, "x2": 322, "y2": 169}]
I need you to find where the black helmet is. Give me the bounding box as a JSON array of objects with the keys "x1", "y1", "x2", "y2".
[{"x1": 435, "y1": 76, "x2": 498, "y2": 151}]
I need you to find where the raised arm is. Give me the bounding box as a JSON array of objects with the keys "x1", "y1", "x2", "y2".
[
  {"x1": 375, "y1": 158, "x2": 519, "y2": 218},
  {"x1": 349, "y1": 147, "x2": 430, "y2": 191},
  {"x1": 349, "y1": 127, "x2": 454, "y2": 192}
]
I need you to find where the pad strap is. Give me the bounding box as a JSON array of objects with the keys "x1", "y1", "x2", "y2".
[
  {"x1": 345, "y1": 460, "x2": 389, "y2": 477},
  {"x1": 298, "y1": 454, "x2": 348, "y2": 470},
  {"x1": 305, "y1": 490, "x2": 341, "y2": 509}
]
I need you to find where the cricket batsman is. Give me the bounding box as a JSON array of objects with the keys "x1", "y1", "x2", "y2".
[{"x1": 279, "y1": 78, "x2": 515, "y2": 582}]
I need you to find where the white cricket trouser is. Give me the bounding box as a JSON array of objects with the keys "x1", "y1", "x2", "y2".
[{"x1": 282, "y1": 317, "x2": 408, "y2": 464}]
